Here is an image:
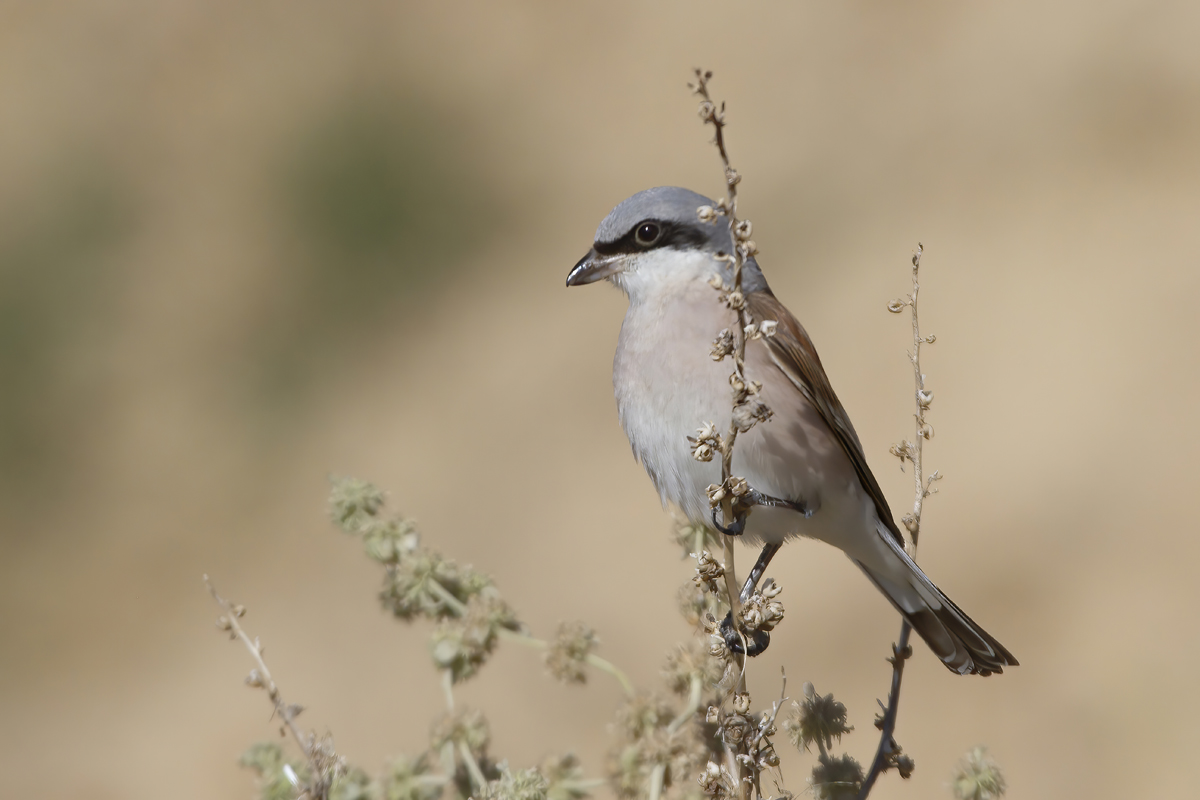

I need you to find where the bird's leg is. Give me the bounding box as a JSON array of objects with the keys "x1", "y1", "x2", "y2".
[
  {"x1": 739, "y1": 542, "x2": 781, "y2": 603},
  {"x1": 721, "y1": 542, "x2": 782, "y2": 657},
  {"x1": 747, "y1": 489, "x2": 812, "y2": 517}
]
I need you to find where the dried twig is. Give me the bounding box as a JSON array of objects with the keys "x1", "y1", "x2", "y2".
[
  {"x1": 858, "y1": 244, "x2": 937, "y2": 799},
  {"x1": 205, "y1": 575, "x2": 341, "y2": 800},
  {"x1": 688, "y1": 68, "x2": 788, "y2": 800}
]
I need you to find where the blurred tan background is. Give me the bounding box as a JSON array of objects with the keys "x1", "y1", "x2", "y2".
[{"x1": 1, "y1": 1, "x2": 1197, "y2": 798}]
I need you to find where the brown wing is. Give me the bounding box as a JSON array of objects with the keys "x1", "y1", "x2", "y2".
[{"x1": 746, "y1": 290, "x2": 904, "y2": 545}]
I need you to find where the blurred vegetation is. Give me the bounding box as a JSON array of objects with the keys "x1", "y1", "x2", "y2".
[
  {"x1": 250, "y1": 91, "x2": 498, "y2": 413},
  {"x1": 0, "y1": 160, "x2": 132, "y2": 502}
]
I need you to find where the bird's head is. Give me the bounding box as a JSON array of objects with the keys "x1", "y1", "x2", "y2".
[{"x1": 566, "y1": 186, "x2": 768, "y2": 300}]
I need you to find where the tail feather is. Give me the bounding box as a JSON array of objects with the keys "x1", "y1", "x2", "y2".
[{"x1": 854, "y1": 544, "x2": 1018, "y2": 676}]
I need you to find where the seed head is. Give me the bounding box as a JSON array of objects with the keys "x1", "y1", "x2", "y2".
[
  {"x1": 544, "y1": 621, "x2": 598, "y2": 684},
  {"x1": 785, "y1": 686, "x2": 853, "y2": 753},
  {"x1": 711, "y1": 328, "x2": 735, "y2": 361},
  {"x1": 951, "y1": 746, "x2": 1006, "y2": 800},
  {"x1": 809, "y1": 753, "x2": 864, "y2": 800},
  {"x1": 692, "y1": 550, "x2": 725, "y2": 593}
]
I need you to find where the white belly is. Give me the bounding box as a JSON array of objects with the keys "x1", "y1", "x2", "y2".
[{"x1": 612, "y1": 285, "x2": 879, "y2": 557}]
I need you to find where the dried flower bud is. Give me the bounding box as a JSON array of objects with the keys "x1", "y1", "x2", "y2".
[
  {"x1": 726, "y1": 169, "x2": 741, "y2": 187},
  {"x1": 739, "y1": 240, "x2": 758, "y2": 258},
  {"x1": 887, "y1": 298, "x2": 908, "y2": 313},
  {"x1": 918, "y1": 389, "x2": 933, "y2": 409},
  {"x1": 732, "y1": 400, "x2": 773, "y2": 432},
  {"x1": 698, "y1": 761, "x2": 736, "y2": 799},
  {"x1": 889, "y1": 440, "x2": 915, "y2": 464},
  {"x1": 697, "y1": 205, "x2": 717, "y2": 223},
  {"x1": 711, "y1": 328, "x2": 735, "y2": 361},
  {"x1": 734, "y1": 220, "x2": 753, "y2": 241},
  {"x1": 901, "y1": 513, "x2": 917, "y2": 534},
  {"x1": 740, "y1": 582, "x2": 785, "y2": 632},
  {"x1": 924, "y1": 334, "x2": 937, "y2": 344},
  {"x1": 759, "y1": 319, "x2": 778, "y2": 337},
  {"x1": 691, "y1": 442, "x2": 714, "y2": 462},
  {"x1": 706, "y1": 483, "x2": 726, "y2": 507},
  {"x1": 706, "y1": 706, "x2": 720, "y2": 724},
  {"x1": 216, "y1": 615, "x2": 232, "y2": 631},
  {"x1": 732, "y1": 692, "x2": 751, "y2": 715},
  {"x1": 692, "y1": 550, "x2": 726, "y2": 593},
  {"x1": 727, "y1": 477, "x2": 749, "y2": 497},
  {"x1": 708, "y1": 273, "x2": 726, "y2": 290},
  {"x1": 708, "y1": 632, "x2": 730, "y2": 659},
  {"x1": 721, "y1": 714, "x2": 749, "y2": 745},
  {"x1": 698, "y1": 100, "x2": 716, "y2": 122},
  {"x1": 741, "y1": 604, "x2": 762, "y2": 631},
  {"x1": 245, "y1": 669, "x2": 265, "y2": 689},
  {"x1": 724, "y1": 291, "x2": 745, "y2": 310}
]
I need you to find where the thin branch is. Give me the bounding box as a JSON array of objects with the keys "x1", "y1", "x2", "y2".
[
  {"x1": 690, "y1": 67, "x2": 772, "y2": 800},
  {"x1": 457, "y1": 740, "x2": 488, "y2": 791},
  {"x1": 205, "y1": 575, "x2": 335, "y2": 798},
  {"x1": 859, "y1": 244, "x2": 935, "y2": 798},
  {"x1": 855, "y1": 624, "x2": 912, "y2": 799}
]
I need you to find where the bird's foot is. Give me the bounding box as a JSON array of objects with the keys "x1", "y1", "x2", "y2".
[
  {"x1": 710, "y1": 507, "x2": 747, "y2": 536},
  {"x1": 710, "y1": 489, "x2": 812, "y2": 537},
  {"x1": 720, "y1": 611, "x2": 770, "y2": 657}
]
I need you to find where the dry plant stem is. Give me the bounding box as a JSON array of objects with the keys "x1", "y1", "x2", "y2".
[
  {"x1": 907, "y1": 244, "x2": 929, "y2": 556},
  {"x1": 855, "y1": 623, "x2": 912, "y2": 800},
  {"x1": 441, "y1": 669, "x2": 456, "y2": 712},
  {"x1": 693, "y1": 67, "x2": 759, "y2": 800},
  {"x1": 425, "y1": 569, "x2": 636, "y2": 696},
  {"x1": 648, "y1": 763, "x2": 667, "y2": 800},
  {"x1": 458, "y1": 741, "x2": 488, "y2": 792},
  {"x1": 858, "y1": 245, "x2": 933, "y2": 799},
  {"x1": 694, "y1": 67, "x2": 750, "y2": 678},
  {"x1": 204, "y1": 576, "x2": 326, "y2": 785}
]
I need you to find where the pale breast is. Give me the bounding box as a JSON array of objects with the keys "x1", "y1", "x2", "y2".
[{"x1": 612, "y1": 284, "x2": 875, "y2": 550}]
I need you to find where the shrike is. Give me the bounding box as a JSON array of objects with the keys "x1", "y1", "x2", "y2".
[{"x1": 566, "y1": 186, "x2": 1016, "y2": 676}]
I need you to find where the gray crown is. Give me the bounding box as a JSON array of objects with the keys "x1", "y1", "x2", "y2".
[{"x1": 594, "y1": 186, "x2": 770, "y2": 294}]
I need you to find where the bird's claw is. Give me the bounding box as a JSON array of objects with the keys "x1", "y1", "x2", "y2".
[
  {"x1": 710, "y1": 507, "x2": 747, "y2": 536},
  {"x1": 711, "y1": 488, "x2": 811, "y2": 538},
  {"x1": 720, "y1": 611, "x2": 770, "y2": 656}
]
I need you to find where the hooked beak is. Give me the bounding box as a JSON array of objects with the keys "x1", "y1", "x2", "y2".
[{"x1": 566, "y1": 248, "x2": 624, "y2": 287}]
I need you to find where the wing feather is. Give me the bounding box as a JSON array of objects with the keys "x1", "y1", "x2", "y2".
[{"x1": 746, "y1": 290, "x2": 904, "y2": 546}]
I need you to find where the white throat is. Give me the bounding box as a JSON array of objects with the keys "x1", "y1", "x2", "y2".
[{"x1": 609, "y1": 248, "x2": 725, "y2": 305}]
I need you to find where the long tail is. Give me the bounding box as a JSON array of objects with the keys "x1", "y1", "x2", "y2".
[{"x1": 854, "y1": 538, "x2": 1018, "y2": 676}]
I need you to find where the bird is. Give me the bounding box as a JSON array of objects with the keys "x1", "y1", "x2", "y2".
[{"x1": 566, "y1": 186, "x2": 1017, "y2": 676}]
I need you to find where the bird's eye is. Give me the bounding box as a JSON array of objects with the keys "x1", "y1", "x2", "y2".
[{"x1": 634, "y1": 222, "x2": 661, "y2": 246}]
